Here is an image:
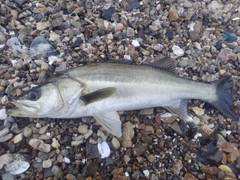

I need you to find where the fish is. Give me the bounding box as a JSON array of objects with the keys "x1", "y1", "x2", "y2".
[{"x1": 6, "y1": 57, "x2": 239, "y2": 137}]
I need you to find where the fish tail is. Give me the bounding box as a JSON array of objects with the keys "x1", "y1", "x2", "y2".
[{"x1": 209, "y1": 76, "x2": 239, "y2": 121}]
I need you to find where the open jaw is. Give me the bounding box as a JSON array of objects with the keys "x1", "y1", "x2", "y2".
[{"x1": 6, "y1": 101, "x2": 40, "y2": 117}]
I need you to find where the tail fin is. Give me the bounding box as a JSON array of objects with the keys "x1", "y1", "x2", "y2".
[{"x1": 209, "y1": 76, "x2": 239, "y2": 121}]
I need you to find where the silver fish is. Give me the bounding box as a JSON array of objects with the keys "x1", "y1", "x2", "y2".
[{"x1": 6, "y1": 57, "x2": 239, "y2": 137}]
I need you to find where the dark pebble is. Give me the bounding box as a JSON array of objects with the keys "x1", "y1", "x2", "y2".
[
  {"x1": 33, "y1": 13, "x2": 44, "y2": 21},
  {"x1": 165, "y1": 29, "x2": 174, "y2": 40},
  {"x1": 98, "y1": 29, "x2": 106, "y2": 36},
  {"x1": 126, "y1": 1, "x2": 141, "y2": 11},
  {"x1": 202, "y1": 16, "x2": 209, "y2": 26},
  {"x1": 86, "y1": 143, "x2": 100, "y2": 158},
  {"x1": 44, "y1": 167, "x2": 53, "y2": 178},
  {"x1": 71, "y1": 37, "x2": 83, "y2": 48},
  {"x1": 207, "y1": 150, "x2": 223, "y2": 163},
  {"x1": 215, "y1": 40, "x2": 222, "y2": 51},
  {"x1": 102, "y1": 6, "x2": 115, "y2": 21},
  {"x1": 82, "y1": 160, "x2": 99, "y2": 176},
  {"x1": 13, "y1": 0, "x2": 27, "y2": 6}
]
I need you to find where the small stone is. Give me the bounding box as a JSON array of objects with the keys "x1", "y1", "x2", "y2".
[
  {"x1": 208, "y1": 1, "x2": 223, "y2": 17},
  {"x1": 30, "y1": 36, "x2": 56, "y2": 57},
  {"x1": 184, "y1": 173, "x2": 198, "y2": 180},
  {"x1": 133, "y1": 143, "x2": 148, "y2": 156},
  {"x1": 111, "y1": 137, "x2": 120, "y2": 149},
  {"x1": 57, "y1": 154, "x2": 63, "y2": 162},
  {"x1": 71, "y1": 140, "x2": 84, "y2": 146},
  {"x1": 218, "y1": 165, "x2": 232, "y2": 172},
  {"x1": 149, "y1": 20, "x2": 161, "y2": 32},
  {"x1": 165, "y1": 29, "x2": 174, "y2": 40},
  {"x1": 169, "y1": 6, "x2": 179, "y2": 21},
  {"x1": 98, "y1": 141, "x2": 110, "y2": 158},
  {"x1": 145, "y1": 126, "x2": 154, "y2": 134},
  {"x1": 126, "y1": 1, "x2": 141, "y2": 11},
  {"x1": 172, "y1": 45, "x2": 184, "y2": 56},
  {"x1": 0, "y1": 127, "x2": 9, "y2": 137},
  {"x1": 122, "y1": 122, "x2": 134, "y2": 148},
  {"x1": 115, "y1": 23, "x2": 124, "y2": 31},
  {"x1": 102, "y1": 6, "x2": 115, "y2": 21},
  {"x1": 23, "y1": 127, "x2": 32, "y2": 137},
  {"x1": 143, "y1": 169, "x2": 150, "y2": 177},
  {"x1": 127, "y1": 27, "x2": 135, "y2": 37},
  {"x1": 192, "y1": 107, "x2": 205, "y2": 116},
  {"x1": 227, "y1": 148, "x2": 240, "y2": 163},
  {"x1": 51, "y1": 139, "x2": 60, "y2": 149},
  {"x1": 36, "y1": 21, "x2": 51, "y2": 31},
  {"x1": 178, "y1": 59, "x2": 188, "y2": 67},
  {"x1": 39, "y1": 125, "x2": 48, "y2": 134},
  {"x1": 173, "y1": 160, "x2": 183, "y2": 175},
  {"x1": 29, "y1": 139, "x2": 51, "y2": 153},
  {"x1": 42, "y1": 159, "x2": 52, "y2": 168},
  {"x1": 71, "y1": 37, "x2": 83, "y2": 48},
  {"x1": 52, "y1": 165, "x2": 63, "y2": 178},
  {"x1": 13, "y1": 133, "x2": 23, "y2": 143},
  {"x1": 0, "y1": 154, "x2": 13, "y2": 169},
  {"x1": 64, "y1": 157, "x2": 71, "y2": 163},
  {"x1": 138, "y1": 108, "x2": 154, "y2": 115},
  {"x1": 218, "y1": 49, "x2": 237, "y2": 64},
  {"x1": 0, "y1": 133, "x2": 13, "y2": 142},
  {"x1": 124, "y1": 155, "x2": 130, "y2": 164},
  {"x1": 51, "y1": 18, "x2": 63, "y2": 27},
  {"x1": 13, "y1": 0, "x2": 27, "y2": 5},
  {"x1": 5, "y1": 160, "x2": 30, "y2": 175},
  {"x1": 84, "y1": 130, "x2": 93, "y2": 139},
  {"x1": 78, "y1": 125, "x2": 88, "y2": 134},
  {"x1": 147, "y1": 154, "x2": 156, "y2": 163},
  {"x1": 132, "y1": 39, "x2": 140, "y2": 47},
  {"x1": 66, "y1": 174, "x2": 76, "y2": 180}
]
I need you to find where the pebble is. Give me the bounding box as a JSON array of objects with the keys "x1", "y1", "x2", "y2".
[
  {"x1": 98, "y1": 141, "x2": 110, "y2": 158},
  {"x1": 23, "y1": 127, "x2": 32, "y2": 137},
  {"x1": 132, "y1": 39, "x2": 140, "y2": 47},
  {"x1": 0, "y1": 154, "x2": 13, "y2": 169},
  {"x1": 168, "y1": 6, "x2": 179, "y2": 21},
  {"x1": 52, "y1": 165, "x2": 63, "y2": 178},
  {"x1": 172, "y1": 45, "x2": 184, "y2": 56},
  {"x1": 78, "y1": 125, "x2": 88, "y2": 134},
  {"x1": 64, "y1": 157, "x2": 71, "y2": 163},
  {"x1": 29, "y1": 139, "x2": 51, "y2": 153},
  {"x1": 0, "y1": 127, "x2": 9, "y2": 137},
  {"x1": 13, "y1": 133, "x2": 23, "y2": 143},
  {"x1": 124, "y1": 155, "x2": 130, "y2": 163},
  {"x1": 218, "y1": 49, "x2": 237, "y2": 64},
  {"x1": 84, "y1": 130, "x2": 93, "y2": 139},
  {"x1": 111, "y1": 137, "x2": 120, "y2": 149},
  {"x1": 102, "y1": 6, "x2": 115, "y2": 21},
  {"x1": 126, "y1": 1, "x2": 141, "y2": 11},
  {"x1": 122, "y1": 122, "x2": 134, "y2": 148},
  {"x1": 173, "y1": 160, "x2": 183, "y2": 175},
  {"x1": 143, "y1": 169, "x2": 150, "y2": 177},
  {"x1": 147, "y1": 154, "x2": 156, "y2": 163},
  {"x1": 51, "y1": 139, "x2": 60, "y2": 149},
  {"x1": 138, "y1": 108, "x2": 154, "y2": 115},
  {"x1": 71, "y1": 140, "x2": 84, "y2": 146},
  {"x1": 42, "y1": 159, "x2": 52, "y2": 168},
  {"x1": 192, "y1": 107, "x2": 205, "y2": 116},
  {"x1": 227, "y1": 148, "x2": 240, "y2": 163},
  {"x1": 127, "y1": 27, "x2": 135, "y2": 37},
  {"x1": 5, "y1": 160, "x2": 30, "y2": 175},
  {"x1": 71, "y1": 37, "x2": 83, "y2": 48},
  {"x1": 0, "y1": 133, "x2": 13, "y2": 142},
  {"x1": 36, "y1": 21, "x2": 51, "y2": 31},
  {"x1": 39, "y1": 125, "x2": 48, "y2": 134},
  {"x1": 30, "y1": 36, "x2": 56, "y2": 57}
]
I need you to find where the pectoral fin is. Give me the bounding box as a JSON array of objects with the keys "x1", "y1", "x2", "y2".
[
  {"x1": 166, "y1": 99, "x2": 192, "y2": 121},
  {"x1": 93, "y1": 111, "x2": 122, "y2": 137},
  {"x1": 80, "y1": 87, "x2": 116, "y2": 105}
]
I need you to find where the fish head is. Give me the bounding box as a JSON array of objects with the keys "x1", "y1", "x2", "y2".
[
  {"x1": 6, "y1": 82, "x2": 64, "y2": 117},
  {"x1": 6, "y1": 76, "x2": 83, "y2": 118}
]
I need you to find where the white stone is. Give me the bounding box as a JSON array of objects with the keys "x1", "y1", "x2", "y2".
[
  {"x1": 143, "y1": 169, "x2": 150, "y2": 177},
  {"x1": 98, "y1": 141, "x2": 110, "y2": 158},
  {"x1": 132, "y1": 39, "x2": 140, "y2": 47},
  {"x1": 172, "y1": 45, "x2": 184, "y2": 56},
  {"x1": 5, "y1": 160, "x2": 30, "y2": 175},
  {"x1": 64, "y1": 157, "x2": 71, "y2": 163},
  {"x1": 0, "y1": 109, "x2": 7, "y2": 120}
]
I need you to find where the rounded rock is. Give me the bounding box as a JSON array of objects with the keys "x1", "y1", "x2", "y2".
[
  {"x1": 78, "y1": 125, "x2": 88, "y2": 134},
  {"x1": 23, "y1": 127, "x2": 32, "y2": 137}
]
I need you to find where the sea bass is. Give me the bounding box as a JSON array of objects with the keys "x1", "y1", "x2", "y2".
[{"x1": 6, "y1": 57, "x2": 239, "y2": 137}]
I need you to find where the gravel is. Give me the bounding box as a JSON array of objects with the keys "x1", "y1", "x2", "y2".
[{"x1": 0, "y1": 0, "x2": 240, "y2": 179}]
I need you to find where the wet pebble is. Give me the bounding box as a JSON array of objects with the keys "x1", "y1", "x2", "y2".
[
  {"x1": 12, "y1": 133, "x2": 23, "y2": 143},
  {"x1": 121, "y1": 122, "x2": 134, "y2": 148},
  {"x1": 0, "y1": 133, "x2": 13, "y2": 142},
  {"x1": 102, "y1": 6, "x2": 115, "y2": 21},
  {"x1": 42, "y1": 159, "x2": 52, "y2": 168},
  {"x1": 126, "y1": 1, "x2": 141, "y2": 11},
  {"x1": 112, "y1": 137, "x2": 120, "y2": 149},
  {"x1": 0, "y1": 154, "x2": 13, "y2": 169}
]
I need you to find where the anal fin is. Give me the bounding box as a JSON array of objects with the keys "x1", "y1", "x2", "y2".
[
  {"x1": 93, "y1": 111, "x2": 122, "y2": 137},
  {"x1": 166, "y1": 99, "x2": 192, "y2": 121}
]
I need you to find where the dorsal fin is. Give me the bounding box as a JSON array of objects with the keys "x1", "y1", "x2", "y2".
[{"x1": 149, "y1": 57, "x2": 176, "y2": 74}]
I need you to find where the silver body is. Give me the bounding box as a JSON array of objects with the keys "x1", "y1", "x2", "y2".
[{"x1": 65, "y1": 63, "x2": 216, "y2": 117}]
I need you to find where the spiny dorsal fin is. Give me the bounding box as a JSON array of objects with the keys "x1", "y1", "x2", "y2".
[
  {"x1": 80, "y1": 87, "x2": 116, "y2": 105},
  {"x1": 150, "y1": 57, "x2": 176, "y2": 74}
]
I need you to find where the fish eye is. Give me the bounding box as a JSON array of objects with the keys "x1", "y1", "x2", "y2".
[{"x1": 27, "y1": 90, "x2": 41, "y2": 101}]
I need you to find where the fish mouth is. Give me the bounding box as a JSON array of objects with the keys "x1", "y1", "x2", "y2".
[{"x1": 6, "y1": 101, "x2": 39, "y2": 117}]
